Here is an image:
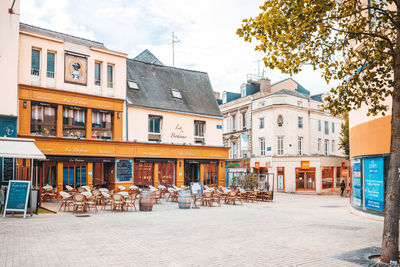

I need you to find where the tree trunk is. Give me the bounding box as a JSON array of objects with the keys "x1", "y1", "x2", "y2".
[{"x1": 381, "y1": 27, "x2": 400, "y2": 263}]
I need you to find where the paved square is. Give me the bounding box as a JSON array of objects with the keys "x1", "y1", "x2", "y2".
[{"x1": 0, "y1": 193, "x2": 382, "y2": 266}]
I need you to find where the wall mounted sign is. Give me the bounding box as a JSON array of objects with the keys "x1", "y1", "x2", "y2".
[
  {"x1": 116, "y1": 159, "x2": 133, "y2": 183},
  {"x1": 170, "y1": 124, "x2": 187, "y2": 139},
  {"x1": 301, "y1": 161, "x2": 310, "y2": 169},
  {"x1": 255, "y1": 162, "x2": 260, "y2": 169},
  {"x1": 352, "y1": 159, "x2": 362, "y2": 207},
  {"x1": 3, "y1": 180, "x2": 31, "y2": 218},
  {"x1": 342, "y1": 169, "x2": 348, "y2": 176},
  {"x1": 364, "y1": 157, "x2": 384, "y2": 212},
  {"x1": 64, "y1": 53, "x2": 88, "y2": 86},
  {"x1": 227, "y1": 162, "x2": 240, "y2": 167}
]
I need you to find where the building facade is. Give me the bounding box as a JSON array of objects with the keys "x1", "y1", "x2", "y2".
[
  {"x1": 11, "y1": 22, "x2": 228, "y2": 191},
  {"x1": 220, "y1": 77, "x2": 348, "y2": 193}
]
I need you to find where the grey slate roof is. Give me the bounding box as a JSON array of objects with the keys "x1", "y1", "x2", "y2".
[
  {"x1": 134, "y1": 49, "x2": 164, "y2": 65},
  {"x1": 20, "y1": 23, "x2": 106, "y2": 49},
  {"x1": 126, "y1": 59, "x2": 222, "y2": 117}
]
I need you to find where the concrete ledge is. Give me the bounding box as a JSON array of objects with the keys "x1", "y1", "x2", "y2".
[{"x1": 349, "y1": 205, "x2": 384, "y2": 222}]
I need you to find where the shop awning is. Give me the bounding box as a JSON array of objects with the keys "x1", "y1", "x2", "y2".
[{"x1": 0, "y1": 137, "x2": 46, "y2": 159}]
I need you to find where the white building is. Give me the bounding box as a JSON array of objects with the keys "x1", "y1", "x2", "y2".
[{"x1": 220, "y1": 77, "x2": 348, "y2": 193}]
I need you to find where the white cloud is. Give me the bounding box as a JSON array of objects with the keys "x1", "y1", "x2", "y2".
[{"x1": 21, "y1": 0, "x2": 335, "y2": 95}]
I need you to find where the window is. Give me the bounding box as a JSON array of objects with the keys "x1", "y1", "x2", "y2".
[
  {"x1": 148, "y1": 115, "x2": 162, "y2": 142},
  {"x1": 259, "y1": 117, "x2": 264, "y2": 129},
  {"x1": 95, "y1": 62, "x2": 101, "y2": 86},
  {"x1": 298, "y1": 137, "x2": 303, "y2": 155},
  {"x1": 260, "y1": 138, "x2": 265, "y2": 156},
  {"x1": 336, "y1": 167, "x2": 342, "y2": 187},
  {"x1": 92, "y1": 109, "x2": 113, "y2": 140},
  {"x1": 194, "y1": 120, "x2": 205, "y2": 144},
  {"x1": 277, "y1": 136, "x2": 284, "y2": 155},
  {"x1": 332, "y1": 140, "x2": 335, "y2": 153},
  {"x1": 107, "y1": 64, "x2": 113, "y2": 88},
  {"x1": 203, "y1": 163, "x2": 218, "y2": 185},
  {"x1": 297, "y1": 101, "x2": 303, "y2": 107},
  {"x1": 298, "y1": 117, "x2": 303, "y2": 129},
  {"x1": 46, "y1": 52, "x2": 55, "y2": 78},
  {"x1": 31, "y1": 49, "x2": 40, "y2": 76},
  {"x1": 232, "y1": 142, "x2": 237, "y2": 159},
  {"x1": 232, "y1": 114, "x2": 236, "y2": 131},
  {"x1": 127, "y1": 80, "x2": 139, "y2": 90},
  {"x1": 324, "y1": 140, "x2": 329, "y2": 156},
  {"x1": 31, "y1": 102, "x2": 57, "y2": 136},
  {"x1": 324, "y1": 121, "x2": 329, "y2": 134},
  {"x1": 222, "y1": 117, "x2": 227, "y2": 133},
  {"x1": 241, "y1": 112, "x2": 247, "y2": 129},
  {"x1": 332, "y1": 122, "x2": 335, "y2": 133},
  {"x1": 63, "y1": 163, "x2": 87, "y2": 188},
  {"x1": 63, "y1": 106, "x2": 86, "y2": 138},
  {"x1": 171, "y1": 88, "x2": 182, "y2": 99},
  {"x1": 318, "y1": 138, "x2": 321, "y2": 152},
  {"x1": 296, "y1": 168, "x2": 316, "y2": 190},
  {"x1": 321, "y1": 167, "x2": 334, "y2": 189},
  {"x1": 318, "y1": 120, "x2": 321, "y2": 131},
  {"x1": 277, "y1": 115, "x2": 283, "y2": 127}
]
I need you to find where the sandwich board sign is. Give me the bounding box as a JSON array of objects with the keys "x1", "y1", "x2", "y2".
[{"x1": 3, "y1": 180, "x2": 31, "y2": 219}]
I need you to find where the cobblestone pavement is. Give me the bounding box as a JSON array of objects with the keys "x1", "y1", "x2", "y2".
[{"x1": 0, "y1": 193, "x2": 382, "y2": 267}]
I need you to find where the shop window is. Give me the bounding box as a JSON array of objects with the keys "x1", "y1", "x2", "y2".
[
  {"x1": 31, "y1": 102, "x2": 57, "y2": 136},
  {"x1": 321, "y1": 167, "x2": 334, "y2": 189},
  {"x1": 277, "y1": 167, "x2": 285, "y2": 190},
  {"x1": 203, "y1": 163, "x2": 218, "y2": 185},
  {"x1": 148, "y1": 115, "x2": 162, "y2": 142},
  {"x1": 296, "y1": 168, "x2": 316, "y2": 190},
  {"x1": 95, "y1": 62, "x2": 101, "y2": 86},
  {"x1": 93, "y1": 162, "x2": 111, "y2": 188},
  {"x1": 46, "y1": 52, "x2": 55, "y2": 79},
  {"x1": 92, "y1": 109, "x2": 113, "y2": 140},
  {"x1": 43, "y1": 162, "x2": 57, "y2": 187},
  {"x1": 336, "y1": 167, "x2": 342, "y2": 187},
  {"x1": 63, "y1": 106, "x2": 86, "y2": 138},
  {"x1": 134, "y1": 162, "x2": 154, "y2": 186},
  {"x1": 62, "y1": 163, "x2": 87, "y2": 189},
  {"x1": 31, "y1": 49, "x2": 40, "y2": 76},
  {"x1": 194, "y1": 120, "x2": 205, "y2": 144},
  {"x1": 158, "y1": 163, "x2": 175, "y2": 185}
]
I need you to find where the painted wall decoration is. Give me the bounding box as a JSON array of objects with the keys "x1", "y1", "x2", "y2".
[
  {"x1": 64, "y1": 53, "x2": 87, "y2": 85},
  {"x1": 364, "y1": 157, "x2": 384, "y2": 212},
  {"x1": 352, "y1": 158, "x2": 362, "y2": 207}
]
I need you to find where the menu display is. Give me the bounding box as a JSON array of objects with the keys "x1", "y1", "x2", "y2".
[
  {"x1": 352, "y1": 159, "x2": 362, "y2": 207},
  {"x1": 3, "y1": 180, "x2": 31, "y2": 219},
  {"x1": 3, "y1": 158, "x2": 14, "y2": 181},
  {"x1": 190, "y1": 182, "x2": 203, "y2": 196},
  {"x1": 364, "y1": 157, "x2": 384, "y2": 212},
  {"x1": 116, "y1": 159, "x2": 133, "y2": 183}
]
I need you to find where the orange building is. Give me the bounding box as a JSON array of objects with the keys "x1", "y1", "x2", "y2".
[{"x1": 15, "y1": 24, "x2": 228, "y2": 193}]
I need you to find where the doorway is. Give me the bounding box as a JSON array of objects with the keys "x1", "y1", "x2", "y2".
[
  {"x1": 93, "y1": 162, "x2": 112, "y2": 188},
  {"x1": 295, "y1": 167, "x2": 316, "y2": 191},
  {"x1": 184, "y1": 163, "x2": 199, "y2": 186}
]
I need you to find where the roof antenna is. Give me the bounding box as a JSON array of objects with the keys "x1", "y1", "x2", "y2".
[{"x1": 172, "y1": 32, "x2": 180, "y2": 67}]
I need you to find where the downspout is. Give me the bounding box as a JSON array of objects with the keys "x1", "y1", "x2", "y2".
[
  {"x1": 250, "y1": 96, "x2": 254, "y2": 173},
  {"x1": 125, "y1": 99, "x2": 129, "y2": 141}
]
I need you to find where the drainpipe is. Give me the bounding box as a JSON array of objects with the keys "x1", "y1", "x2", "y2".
[
  {"x1": 250, "y1": 96, "x2": 254, "y2": 173},
  {"x1": 125, "y1": 99, "x2": 129, "y2": 141}
]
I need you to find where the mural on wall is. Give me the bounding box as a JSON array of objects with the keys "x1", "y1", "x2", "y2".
[{"x1": 64, "y1": 53, "x2": 87, "y2": 85}]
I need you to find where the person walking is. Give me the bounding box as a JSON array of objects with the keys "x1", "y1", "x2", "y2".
[{"x1": 340, "y1": 180, "x2": 345, "y2": 197}]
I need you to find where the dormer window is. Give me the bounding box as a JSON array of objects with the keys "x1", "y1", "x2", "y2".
[
  {"x1": 171, "y1": 88, "x2": 182, "y2": 99},
  {"x1": 128, "y1": 80, "x2": 139, "y2": 90}
]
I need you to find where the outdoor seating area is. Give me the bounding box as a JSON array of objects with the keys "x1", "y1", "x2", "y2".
[{"x1": 40, "y1": 183, "x2": 274, "y2": 215}]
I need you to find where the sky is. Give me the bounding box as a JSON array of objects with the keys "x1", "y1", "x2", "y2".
[{"x1": 20, "y1": 0, "x2": 336, "y2": 95}]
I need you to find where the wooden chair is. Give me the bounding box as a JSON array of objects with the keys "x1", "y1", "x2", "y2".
[
  {"x1": 171, "y1": 190, "x2": 179, "y2": 202},
  {"x1": 124, "y1": 194, "x2": 137, "y2": 212},
  {"x1": 72, "y1": 193, "x2": 86, "y2": 214},
  {"x1": 248, "y1": 190, "x2": 258, "y2": 203},
  {"x1": 212, "y1": 191, "x2": 221, "y2": 207},
  {"x1": 111, "y1": 193, "x2": 124, "y2": 212},
  {"x1": 202, "y1": 191, "x2": 213, "y2": 207},
  {"x1": 59, "y1": 191, "x2": 72, "y2": 211},
  {"x1": 86, "y1": 195, "x2": 98, "y2": 213},
  {"x1": 101, "y1": 192, "x2": 112, "y2": 210},
  {"x1": 153, "y1": 190, "x2": 161, "y2": 204},
  {"x1": 226, "y1": 191, "x2": 239, "y2": 205}
]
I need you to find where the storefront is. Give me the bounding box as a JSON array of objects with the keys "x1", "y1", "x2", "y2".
[
  {"x1": 295, "y1": 167, "x2": 316, "y2": 191},
  {"x1": 351, "y1": 155, "x2": 387, "y2": 215},
  {"x1": 134, "y1": 158, "x2": 176, "y2": 187},
  {"x1": 184, "y1": 159, "x2": 219, "y2": 186},
  {"x1": 0, "y1": 115, "x2": 17, "y2": 186}
]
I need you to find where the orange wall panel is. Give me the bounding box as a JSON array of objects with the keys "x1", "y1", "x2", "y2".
[
  {"x1": 176, "y1": 159, "x2": 184, "y2": 186},
  {"x1": 350, "y1": 115, "x2": 391, "y2": 157},
  {"x1": 18, "y1": 99, "x2": 30, "y2": 135},
  {"x1": 218, "y1": 160, "x2": 225, "y2": 186}
]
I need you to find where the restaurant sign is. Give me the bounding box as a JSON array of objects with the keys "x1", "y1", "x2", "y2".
[
  {"x1": 227, "y1": 162, "x2": 240, "y2": 167},
  {"x1": 255, "y1": 162, "x2": 260, "y2": 169},
  {"x1": 301, "y1": 161, "x2": 310, "y2": 169}
]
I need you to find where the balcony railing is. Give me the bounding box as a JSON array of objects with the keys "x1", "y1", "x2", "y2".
[
  {"x1": 46, "y1": 71, "x2": 55, "y2": 79},
  {"x1": 107, "y1": 81, "x2": 114, "y2": 88},
  {"x1": 95, "y1": 79, "x2": 101, "y2": 86},
  {"x1": 31, "y1": 68, "x2": 40, "y2": 76}
]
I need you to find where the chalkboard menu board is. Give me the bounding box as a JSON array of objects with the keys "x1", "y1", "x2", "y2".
[
  {"x1": 3, "y1": 158, "x2": 14, "y2": 181},
  {"x1": 116, "y1": 159, "x2": 133, "y2": 182},
  {"x1": 190, "y1": 182, "x2": 203, "y2": 196},
  {"x1": 3, "y1": 180, "x2": 31, "y2": 218}
]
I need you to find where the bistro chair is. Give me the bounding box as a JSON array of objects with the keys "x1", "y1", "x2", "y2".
[
  {"x1": 153, "y1": 190, "x2": 161, "y2": 204},
  {"x1": 101, "y1": 191, "x2": 112, "y2": 210},
  {"x1": 0, "y1": 190, "x2": 4, "y2": 212},
  {"x1": 86, "y1": 195, "x2": 98, "y2": 213},
  {"x1": 212, "y1": 191, "x2": 221, "y2": 207},
  {"x1": 111, "y1": 193, "x2": 124, "y2": 212},
  {"x1": 118, "y1": 185, "x2": 126, "y2": 191},
  {"x1": 82, "y1": 185, "x2": 91, "y2": 192},
  {"x1": 59, "y1": 191, "x2": 73, "y2": 212},
  {"x1": 202, "y1": 191, "x2": 213, "y2": 207},
  {"x1": 248, "y1": 190, "x2": 258, "y2": 203},
  {"x1": 124, "y1": 194, "x2": 138, "y2": 212},
  {"x1": 118, "y1": 191, "x2": 129, "y2": 198},
  {"x1": 72, "y1": 193, "x2": 86, "y2": 214},
  {"x1": 78, "y1": 187, "x2": 86, "y2": 193}
]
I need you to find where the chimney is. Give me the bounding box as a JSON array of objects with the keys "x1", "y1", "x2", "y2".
[
  {"x1": 259, "y1": 77, "x2": 271, "y2": 93},
  {"x1": 214, "y1": 91, "x2": 221, "y2": 100}
]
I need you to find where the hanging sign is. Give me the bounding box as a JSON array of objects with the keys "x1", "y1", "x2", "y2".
[
  {"x1": 301, "y1": 161, "x2": 310, "y2": 169},
  {"x1": 3, "y1": 180, "x2": 31, "y2": 219},
  {"x1": 342, "y1": 169, "x2": 348, "y2": 176},
  {"x1": 255, "y1": 162, "x2": 260, "y2": 169}
]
